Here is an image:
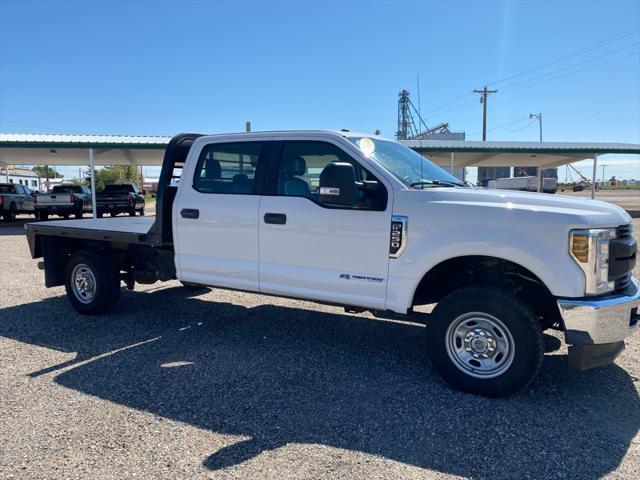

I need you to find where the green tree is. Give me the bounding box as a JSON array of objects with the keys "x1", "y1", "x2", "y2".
[
  {"x1": 32, "y1": 165, "x2": 63, "y2": 179},
  {"x1": 91, "y1": 166, "x2": 140, "y2": 192}
]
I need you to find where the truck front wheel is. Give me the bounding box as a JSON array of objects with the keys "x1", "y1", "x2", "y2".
[
  {"x1": 428, "y1": 286, "x2": 544, "y2": 397},
  {"x1": 65, "y1": 250, "x2": 121, "y2": 315}
]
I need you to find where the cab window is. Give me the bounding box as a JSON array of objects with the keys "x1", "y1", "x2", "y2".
[
  {"x1": 194, "y1": 142, "x2": 265, "y2": 194},
  {"x1": 276, "y1": 141, "x2": 386, "y2": 210}
]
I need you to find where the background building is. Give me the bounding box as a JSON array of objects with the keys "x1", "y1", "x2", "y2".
[{"x1": 2, "y1": 167, "x2": 40, "y2": 190}]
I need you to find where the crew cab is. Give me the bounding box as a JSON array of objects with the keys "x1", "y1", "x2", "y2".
[
  {"x1": 96, "y1": 183, "x2": 145, "y2": 217},
  {"x1": 35, "y1": 184, "x2": 92, "y2": 220},
  {"x1": 0, "y1": 183, "x2": 35, "y2": 222},
  {"x1": 24, "y1": 131, "x2": 639, "y2": 397}
]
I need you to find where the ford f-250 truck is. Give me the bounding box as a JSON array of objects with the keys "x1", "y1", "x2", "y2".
[
  {"x1": 24, "y1": 131, "x2": 639, "y2": 397},
  {"x1": 35, "y1": 184, "x2": 93, "y2": 220},
  {"x1": 0, "y1": 183, "x2": 35, "y2": 221}
]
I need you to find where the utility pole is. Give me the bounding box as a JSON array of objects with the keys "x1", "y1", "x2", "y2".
[
  {"x1": 473, "y1": 86, "x2": 498, "y2": 141},
  {"x1": 601, "y1": 164, "x2": 608, "y2": 187}
]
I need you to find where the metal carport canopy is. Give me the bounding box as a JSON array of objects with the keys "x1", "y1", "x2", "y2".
[
  {"x1": 401, "y1": 139, "x2": 640, "y2": 169},
  {"x1": 1, "y1": 134, "x2": 638, "y2": 168},
  {"x1": 0, "y1": 133, "x2": 171, "y2": 167}
]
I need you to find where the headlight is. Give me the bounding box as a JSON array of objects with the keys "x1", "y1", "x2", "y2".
[{"x1": 569, "y1": 228, "x2": 616, "y2": 295}]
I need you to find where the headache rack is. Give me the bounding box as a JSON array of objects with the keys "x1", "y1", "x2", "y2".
[{"x1": 145, "y1": 133, "x2": 204, "y2": 246}]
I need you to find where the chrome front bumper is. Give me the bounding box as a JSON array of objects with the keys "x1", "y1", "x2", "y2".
[{"x1": 558, "y1": 277, "x2": 640, "y2": 346}]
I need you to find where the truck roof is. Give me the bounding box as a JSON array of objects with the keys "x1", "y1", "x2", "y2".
[{"x1": 193, "y1": 130, "x2": 385, "y2": 143}]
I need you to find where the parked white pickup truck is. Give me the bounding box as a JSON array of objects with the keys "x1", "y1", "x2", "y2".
[
  {"x1": 35, "y1": 184, "x2": 92, "y2": 220},
  {"x1": 25, "y1": 131, "x2": 639, "y2": 396},
  {"x1": 0, "y1": 183, "x2": 35, "y2": 221}
]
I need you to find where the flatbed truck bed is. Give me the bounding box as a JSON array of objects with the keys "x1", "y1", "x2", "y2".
[{"x1": 26, "y1": 216, "x2": 156, "y2": 245}]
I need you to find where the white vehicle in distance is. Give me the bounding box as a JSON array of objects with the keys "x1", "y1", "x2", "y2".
[
  {"x1": 25, "y1": 131, "x2": 639, "y2": 397},
  {"x1": 488, "y1": 175, "x2": 558, "y2": 193}
]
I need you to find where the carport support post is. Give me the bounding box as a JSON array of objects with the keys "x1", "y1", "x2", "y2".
[
  {"x1": 537, "y1": 168, "x2": 542, "y2": 193},
  {"x1": 89, "y1": 148, "x2": 97, "y2": 218},
  {"x1": 591, "y1": 153, "x2": 598, "y2": 199},
  {"x1": 449, "y1": 152, "x2": 455, "y2": 175},
  {"x1": 4, "y1": 165, "x2": 8, "y2": 183}
]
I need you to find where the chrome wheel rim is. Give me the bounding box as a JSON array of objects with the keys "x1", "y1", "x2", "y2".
[
  {"x1": 445, "y1": 312, "x2": 515, "y2": 379},
  {"x1": 71, "y1": 263, "x2": 97, "y2": 304}
]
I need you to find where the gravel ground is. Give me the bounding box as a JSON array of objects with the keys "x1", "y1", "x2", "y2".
[{"x1": 0, "y1": 218, "x2": 639, "y2": 480}]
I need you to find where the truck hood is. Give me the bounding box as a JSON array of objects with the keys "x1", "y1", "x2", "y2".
[{"x1": 427, "y1": 187, "x2": 631, "y2": 227}]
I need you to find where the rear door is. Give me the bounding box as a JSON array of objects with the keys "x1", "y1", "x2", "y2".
[
  {"x1": 258, "y1": 139, "x2": 393, "y2": 309},
  {"x1": 20, "y1": 185, "x2": 35, "y2": 211},
  {"x1": 173, "y1": 139, "x2": 270, "y2": 291}
]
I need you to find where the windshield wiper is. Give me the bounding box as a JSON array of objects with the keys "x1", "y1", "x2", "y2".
[{"x1": 410, "y1": 179, "x2": 464, "y2": 188}]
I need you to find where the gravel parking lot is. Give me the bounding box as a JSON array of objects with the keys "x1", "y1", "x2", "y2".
[{"x1": 1, "y1": 217, "x2": 639, "y2": 480}]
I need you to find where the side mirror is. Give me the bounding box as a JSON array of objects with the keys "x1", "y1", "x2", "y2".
[{"x1": 319, "y1": 162, "x2": 359, "y2": 206}]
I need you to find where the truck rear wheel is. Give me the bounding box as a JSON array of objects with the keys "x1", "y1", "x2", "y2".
[
  {"x1": 3, "y1": 203, "x2": 16, "y2": 222},
  {"x1": 38, "y1": 211, "x2": 48, "y2": 220},
  {"x1": 65, "y1": 250, "x2": 121, "y2": 315},
  {"x1": 428, "y1": 286, "x2": 544, "y2": 397}
]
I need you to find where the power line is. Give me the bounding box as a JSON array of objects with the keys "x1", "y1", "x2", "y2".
[
  {"x1": 420, "y1": 25, "x2": 639, "y2": 125},
  {"x1": 466, "y1": 116, "x2": 531, "y2": 137},
  {"x1": 498, "y1": 41, "x2": 640, "y2": 91},
  {"x1": 500, "y1": 50, "x2": 640, "y2": 95},
  {"x1": 486, "y1": 25, "x2": 640, "y2": 87}
]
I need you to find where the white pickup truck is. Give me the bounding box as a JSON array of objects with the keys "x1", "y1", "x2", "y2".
[
  {"x1": 34, "y1": 184, "x2": 93, "y2": 220},
  {"x1": 25, "y1": 131, "x2": 639, "y2": 397}
]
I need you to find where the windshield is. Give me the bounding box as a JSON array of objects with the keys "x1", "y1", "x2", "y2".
[{"x1": 348, "y1": 137, "x2": 464, "y2": 188}]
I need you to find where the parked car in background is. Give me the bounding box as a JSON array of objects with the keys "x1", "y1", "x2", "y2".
[
  {"x1": 96, "y1": 183, "x2": 145, "y2": 217},
  {"x1": 34, "y1": 184, "x2": 92, "y2": 220},
  {"x1": 0, "y1": 183, "x2": 35, "y2": 222}
]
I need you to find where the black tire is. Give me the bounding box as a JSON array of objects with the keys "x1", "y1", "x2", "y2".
[
  {"x1": 428, "y1": 286, "x2": 544, "y2": 397},
  {"x1": 3, "y1": 203, "x2": 17, "y2": 222},
  {"x1": 62, "y1": 213, "x2": 69, "y2": 220},
  {"x1": 64, "y1": 249, "x2": 121, "y2": 315},
  {"x1": 97, "y1": 211, "x2": 103, "y2": 218},
  {"x1": 138, "y1": 207, "x2": 145, "y2": 216},
  {"x1": 128, "y1": 208, "x2": 136, "y2": 217},
  {"x1": 38, "y1": 211, "x2": 49, "y2": 221},
  {"x1": 74, "y1": 207, "x2": 83, "y2": 219}
]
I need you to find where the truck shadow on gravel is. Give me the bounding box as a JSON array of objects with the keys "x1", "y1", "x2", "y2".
[{"x1": 1, "y1": 286, "x2": 639, "y2": 479}]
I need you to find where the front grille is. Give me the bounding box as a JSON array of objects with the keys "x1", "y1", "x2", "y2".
[
  {"x1": 610, "y1": 224, "x2": 636, "y2": 292},
  {"x1": 616, "y1": 224, "x2": 633, "y2": 239}
]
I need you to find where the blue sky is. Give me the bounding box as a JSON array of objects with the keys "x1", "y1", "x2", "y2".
[{"x1": 1, "y1": 0, "x2": 638, "y2": 181}]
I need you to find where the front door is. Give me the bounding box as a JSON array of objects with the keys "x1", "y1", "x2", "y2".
[
  {"x1": 259, "y1": 140, "x2": 392, "y2": 310},
  {"x1": 173, "y1": 140, "x2": 270, "y2": 291}
]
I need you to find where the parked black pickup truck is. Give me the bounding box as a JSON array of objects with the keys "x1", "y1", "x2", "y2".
[{"x1": 96, "y1": 183, "x2": 145, "y2": 217}]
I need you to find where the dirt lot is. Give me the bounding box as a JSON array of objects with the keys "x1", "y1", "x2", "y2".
[{"x1": 0, "y1": 218, "x2": 639, "y2": 480}]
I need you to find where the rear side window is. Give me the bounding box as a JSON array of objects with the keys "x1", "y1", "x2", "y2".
[
  {"x1": 52, "y1": 185, "x2": 81, "y2": 194},
  {"x1": 103, "y1": 184, "x2": 134, "y2": 193},
  {"x1": 193, "y1": 142, "x2": 264, "y2": 194}
]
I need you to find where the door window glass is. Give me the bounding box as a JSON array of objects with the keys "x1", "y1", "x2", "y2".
[
  {"x1": 194, "y1": 142, "x2": 263, "y2": 194},
  {"x1": 277, "y1": 141, "x2": 386, "y2": 210}
]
